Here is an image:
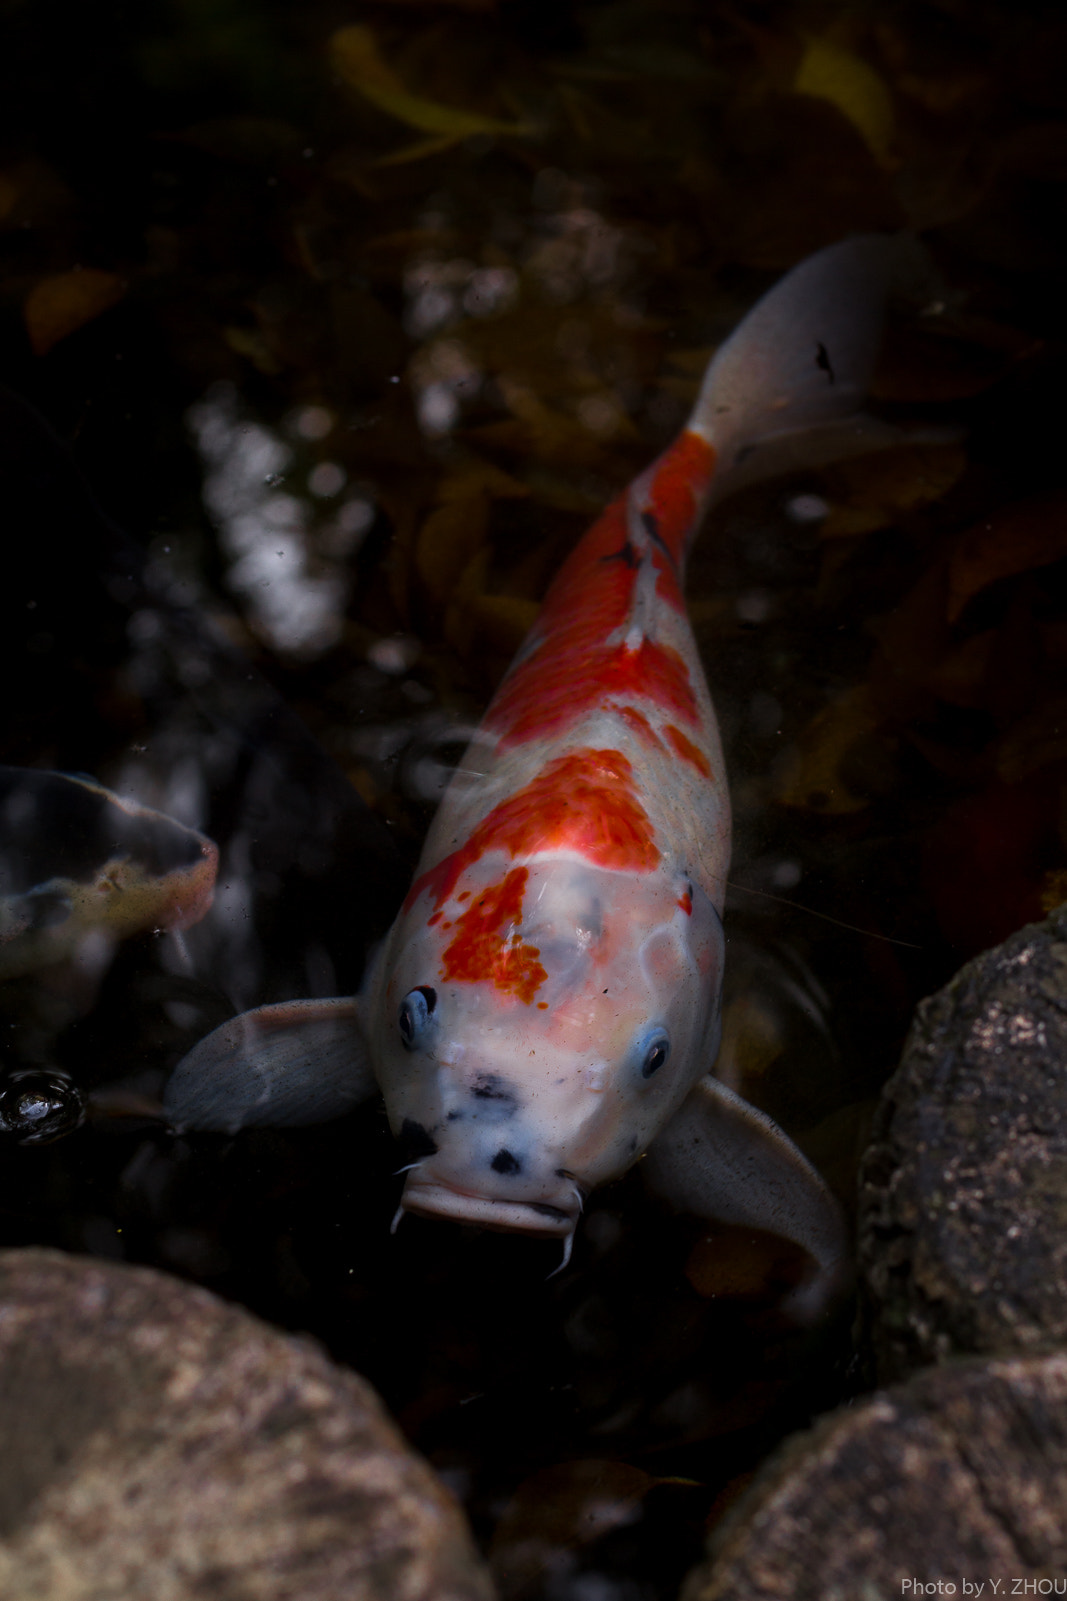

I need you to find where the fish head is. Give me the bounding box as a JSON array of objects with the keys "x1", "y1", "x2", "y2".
[{"x1": 366, "y1": 854, "x2": 724, "y2": 1238}]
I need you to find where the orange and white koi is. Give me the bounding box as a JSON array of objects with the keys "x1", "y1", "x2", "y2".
[{"x1": 166, "y1": 236, "x2": 906, "y2": 1320}]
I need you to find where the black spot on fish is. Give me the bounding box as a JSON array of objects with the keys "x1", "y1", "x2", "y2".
[
  {"x1": 471, "y1": 1074, "x2": 517, "y2": 1108},
  {"x1": 816, "y1": 341, "x2": 835, "y2": 383},
  {"x1": 601, "y1": 539, "x2": 640, "y2": 569},
  {"x1": 491, "y1": 1148, "x2": 521, "y2": 1175},
  {"x1": 639, "y1": 509, "x2": 679, "y2": 574},
  {"x1": 446, "y1": 1109, "x2": 463, "y2": 1122},
  {"x1": 399, "y1": 1119, "x2": 438, "y2": 1159},
  {"x1": 627, "y1": 1136, "x2": 638, "y2": 1156}
]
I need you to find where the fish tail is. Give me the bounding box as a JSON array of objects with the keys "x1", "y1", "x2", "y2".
[{"x1": 688, "y1": 234, "x2": 912, "y2": 503}]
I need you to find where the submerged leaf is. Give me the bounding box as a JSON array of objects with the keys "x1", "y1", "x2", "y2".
[
  {"x1": 416, "y1": 461, "x2": 531, "y2": 607},
  {"x1": 925, "y1": 629, "x2": 998, "y2": 710},
  {"x1": 437, "y1": 459, "x2": 530, "y2": 503},
  {"x1": 775, "y1": 684, "x2": 898, "y2": 815},
  {"x1": 464, "y1": 591, "x2": 540, "y2": 655},
  {"x1": 369, "y1": 133, "x2": 466, "y2": 167},
  {"x1": 490, "y1": 1459, "x2": 652, "y2": 1600},
  {"x1": 223, "y1": 324, "x2": 283, "y2": 375},
  {"x1": 1041, "y1": 868, "x2": 1067, "y2": 915},
  {"x1": 716, "y1": 993, "x2": 787, "y2": 1085},
  {"x1": 329, "y1": 25, "x2": 532, "y2": 143},
  {"x1": 995, "y1": 695, "x2": 1067, "y2": 785},
  {"x1": 685, "y1": 1224, "x2": 808, "y2": 1302},
  {"x1": 465, "y1": 376, "x2": 632, "y2": 473},
  {"x1": 415, "y1": 494, "x2": 491, "y2": 606},
  {"x1": 24, "y1": 269, "x2": 125, "y2": 356},
  {"x1": 818, "y1": 442, "x2": 967, "y2": 539},
  {"x1": 947, "y1": 492, "x2": 1067, "y2": 623},
  {"x1": 794, "y1": 37, "x2": 896, "y2": 168}
]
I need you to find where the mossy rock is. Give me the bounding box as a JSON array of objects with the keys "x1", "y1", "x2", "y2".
[
  {"x1": 684, "y1": 1350, "x2": 1067, "y2": 1600},
  {"x1": 0, "y1": 1248, "x2": 493, "y2": 1601},
  {"x1": 859, "y1": 904, "x2": 1067, "y2": 1382}
]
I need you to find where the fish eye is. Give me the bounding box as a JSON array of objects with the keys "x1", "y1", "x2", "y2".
[
  {"x1": 398, "y1": 985, "x2": 436, "y2": 1050},
  {"x1": 640, "y1": 1029, "x2": 670, "y2": 1079}
]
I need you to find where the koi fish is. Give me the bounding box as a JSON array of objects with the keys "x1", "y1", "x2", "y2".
[{"x1": 165, "y1": 236, "x2": 909, "y2": 1321}]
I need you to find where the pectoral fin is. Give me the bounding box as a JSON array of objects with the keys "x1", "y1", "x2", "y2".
[
  {"x1": 163, "y1": 996, "x2": 376, "y2": 1133},
  {"x1": 641, "y1": 1075, "x2": 849, "y2": 1324}
]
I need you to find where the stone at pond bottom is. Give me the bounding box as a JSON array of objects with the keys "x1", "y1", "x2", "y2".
[
  {"x1": 0, "y1": 1249, "x2": 493, "y2": 1601},
  {"x1": 682, "y1": 1351, "x2": 1067, "y2": 1599},
  {"x1": 859, "y1": 903, "x2": 1067, "y2": 1383}
]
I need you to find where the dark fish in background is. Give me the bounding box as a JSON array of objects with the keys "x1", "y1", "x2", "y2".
[
  {"x1": 0, "y1": 765, "x2": 217, "y2": 980},
  {"x1": 0, "y1": 386, "x2": 408, "y2": 1099}
]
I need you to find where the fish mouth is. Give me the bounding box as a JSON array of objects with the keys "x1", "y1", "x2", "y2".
[{"x1": 400, "y1": 1176, "x2": 578, "y2": 1236}]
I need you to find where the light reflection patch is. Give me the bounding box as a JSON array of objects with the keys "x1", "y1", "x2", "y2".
[{"x1": 187, "y1": 384, "x2": 366, "y2": 659}]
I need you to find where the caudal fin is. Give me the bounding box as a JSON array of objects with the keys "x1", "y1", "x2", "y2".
[{"x1": 690, "y1": 235, "x2": 922, "y2": 499}]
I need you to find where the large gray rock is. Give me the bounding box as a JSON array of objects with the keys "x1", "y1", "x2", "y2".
[
  {"x1": 683, "y1": 909, "x2": 1067, "y2": 1599},
  {"x1": 0, "y1": 1249, "x2": 493, "y2": 1601},
  {"x1": 683, "y1": 1350, "x2": 1067, "y2": 1600},
  {"x1": 859, "y1": 904, "x2": 1067, "y2": 1383}
]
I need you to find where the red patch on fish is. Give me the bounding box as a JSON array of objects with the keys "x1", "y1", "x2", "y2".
[
  {"x1": 406, "y1": 748, "x2": 660, "y2": 916},
  {"x1": 402, "y1": 427, "x2": 717, "y2": 1004},
  {"x1": 677, "y1": 889, "x2": 692, "y2": 915},
  {"x1": 643, "y1": 431, "x2": 717, "y2": 568},
  {"x1": 617, "y1": 705, "x2": 666, "y2": 752},
  {"x1": 477, "y1": 472, "x2": 704, "y2": 750},
  {"x1": 664, "y1": 723, "x2": 713, "y2": 779},
  {"x1": 440, "y1": 866, "x2": 547, "y2": 1003},
  {"x1": 487, "y1": 633, "x2": 699, "y2": 751}
]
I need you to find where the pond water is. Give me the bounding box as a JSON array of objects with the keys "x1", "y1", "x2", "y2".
[{"x1": 3, "y1": 2, "x2": 1067, "y2": 1596}]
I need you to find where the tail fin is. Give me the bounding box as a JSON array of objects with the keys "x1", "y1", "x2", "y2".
[{"x1": 690, "y1": 235, "x2": 914, "y2": 500}]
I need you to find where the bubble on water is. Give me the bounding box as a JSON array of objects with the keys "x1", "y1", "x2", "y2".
[
  {"x1": 308, "y1": 461, "x2": 346, "y2": 498},
  {"x1": 292, "y1": 404, "x2": 333, "y2": 440},
  {"x1": 368, "y1": 636, "x2": 421, "y2": 675},
  {"x1": 337, "y1": 498, "x2": 374, "y2": 536},
  {"x1": 187, "y1": 387, "x2": 349, "y2": 657},
  {"x1": 736, "y1": 589, "x2": 772, "y2": 624},
  {"x1": 577, "y1": 395, "x2": 622, "y2": 436},
  {"x1": 463, "y1": 265, "x2": 518, "y2": 318},
  {"x1": 784, "y1": 492, "x2": 829, "y2": 524},
  {"x1": 417, "y1": 382, "x2": 460, "y2": 436}
]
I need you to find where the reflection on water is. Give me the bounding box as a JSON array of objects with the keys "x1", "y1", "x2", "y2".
[
  {"x1": 188, "y1": 382, "x2": 374, "y2": 656},
  {"x1": 3, "y1": 0, "x2": 1067, "y2": 1595},
  {"x1": 401, "y1": 173, "x2": 653, "y2": 460}
]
